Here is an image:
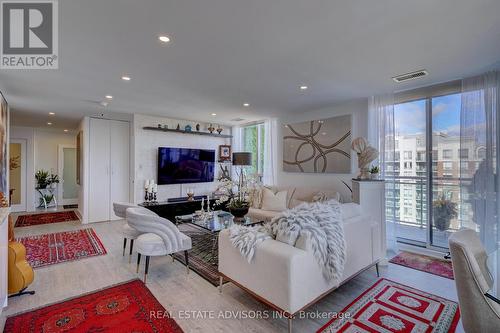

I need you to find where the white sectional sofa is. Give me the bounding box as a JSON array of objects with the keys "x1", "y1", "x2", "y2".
[{"x1": 218, "y1": 181, "x2": 386, "y2": 333}]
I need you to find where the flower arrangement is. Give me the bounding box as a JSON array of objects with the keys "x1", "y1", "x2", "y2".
[
  {"x1": 35, "y1": 170, "x2": 60, "y2": 189},
  {"x1": 432, "y1": 196, "x2": 458, "y2": 231},
  {"x1": 214, "y1": 179, "x2": 249, "y2": 209},
  {"x1": 369, "y1": 165, "x2": 380, "y2": 174}
]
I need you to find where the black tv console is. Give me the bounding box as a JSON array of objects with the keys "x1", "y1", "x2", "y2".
[{"x1": 139, "y1": 197, "x2": 223, "y2": 222}]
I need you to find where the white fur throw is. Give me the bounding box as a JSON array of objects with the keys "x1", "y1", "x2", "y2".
[{"x1": 228, "y1": 200, "x2": 346, "y2": 282}]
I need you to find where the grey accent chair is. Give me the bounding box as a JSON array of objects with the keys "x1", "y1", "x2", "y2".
[
  {"x1": 448, "y1": 229, "x2": 500, "y2": 332},
  {"x1": 126, "y1": 207, "x2": 192, "y2": 283},
  {"x1": 113, "y1": 202, "x2": 143, "y2": 262}
]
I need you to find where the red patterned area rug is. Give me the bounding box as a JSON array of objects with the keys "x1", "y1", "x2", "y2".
[
  {"x1": 17, "y1": 228, "x2": 107, "y2": 268},
  {"x1": 389, "y1": 251, "x2": 454, "y2": 279},
  {"x1": 318, "y1": 279, "x2": 460, "y2": 333},
  {"x1": 4, "y1": 279, "x2": 184, "y2": 333},
  {"x1": 15, "y1": 211, "x2": 80, "y2": 227}
]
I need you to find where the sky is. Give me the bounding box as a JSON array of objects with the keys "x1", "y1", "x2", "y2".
[{"x1": 394, "y1": 93, "x2": 461, "y2": 136}]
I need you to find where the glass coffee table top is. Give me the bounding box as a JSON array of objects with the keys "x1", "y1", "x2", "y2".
[{"x1": 177, "y1": 210, "x2": 263, "y2": 233}]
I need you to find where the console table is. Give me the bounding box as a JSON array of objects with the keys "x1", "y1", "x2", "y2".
[{"x1": 139, "y1": 198, "x2": 223, "y2": 222}]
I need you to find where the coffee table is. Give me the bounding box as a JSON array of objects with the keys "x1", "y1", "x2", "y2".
[{"x1": 176, "y1": 211, "x2": 264, "y2": 261}]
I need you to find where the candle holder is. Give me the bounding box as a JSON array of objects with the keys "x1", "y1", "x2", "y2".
[
  {"x1": 186, "y1": 188, "x2": 195, "y2": 201},
  {"x1": 144, "y1": 189, "x2": 149, "y2": 203}
]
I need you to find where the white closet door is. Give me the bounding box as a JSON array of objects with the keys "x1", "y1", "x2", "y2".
[
  {"x1": 109, "y1": 120, "x2": 130, "y2": 220},
  {"x1": 89, "y1": 118, "x2": 111, "y2": 223}
]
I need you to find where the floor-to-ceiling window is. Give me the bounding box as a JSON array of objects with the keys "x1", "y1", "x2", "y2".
[
  {"x1": 242, "y1": 123, "x2": 265, "y2": 176},
  {"x1": 387, "y1": 84, "x2": 477, "y2": 250}
]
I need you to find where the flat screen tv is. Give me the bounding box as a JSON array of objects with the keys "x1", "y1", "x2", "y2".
[{"x1": 157, "y1": 147, "x2": 215, "y2": 185}]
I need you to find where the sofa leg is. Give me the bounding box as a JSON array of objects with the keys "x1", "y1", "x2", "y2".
[
  {"x1": 144, "y1": 256, "x2": 150, "y2": 284},
  {"x1": 129, "y1": 239, "x2": 134, "y2": 264},
  {"x1": 171, "y1": 254, "x2": 175, "y2": 263},
  {"x1": 136, "y1": 253, "x2": 141, "y2": 273},
  {"x1": 219, "y1": 276, "x2": 223, "y2": 294},
  {"x1": 122, "y1": 238, "x2": 127, "y2": 256},
  {"x1": 288, "y1": 317, "x2": 293, "y2": 333},
  {"x1": 184, "y1": 250, "x2": 190, "y2": 274},
  {"x1": 375, "y1": 263, "x2": 380, "y2": 277}
]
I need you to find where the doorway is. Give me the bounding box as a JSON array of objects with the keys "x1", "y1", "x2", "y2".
[
  {"x1": 9, "y1": 139, "x2": 27, "y2": 212},
  {"x1": 58, "y1": 145, "x2": 78, "y2": 206}
]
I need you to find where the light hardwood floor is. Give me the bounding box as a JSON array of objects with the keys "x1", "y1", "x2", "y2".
[{"x1": 1, "y1": 215, "x2": 464, "y2": 332}]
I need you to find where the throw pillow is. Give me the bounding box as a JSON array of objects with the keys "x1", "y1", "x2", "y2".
[
  {"x1": 261, "y1": 187, "x2": 288, "y2": 211},
  {"x1": 312, "y1": 191, "x2": 342, "y2": 203},
  {"x1": 247, "y1": 186, "x2": 263, "y2": 209}
]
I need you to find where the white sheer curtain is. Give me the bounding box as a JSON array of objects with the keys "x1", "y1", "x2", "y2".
[
  {"x1": 368, "y1": 94, "x2": 397, "y2": 255},
  {"x1": 460, "y1": 71, "x2": 499, "y2": 253},
  {"x1": 263, "y1": 118, "x2": 278, "y2": 186},
  {"x1": 231, "y1": 125, "x2": 243, "y2": 181}
]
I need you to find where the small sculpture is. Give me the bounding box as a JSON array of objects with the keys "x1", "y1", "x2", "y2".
[
  {"x1": 157, "y1": 124, "x2": 162, "y2": 128},
  {"x1": 216, "y1": 125, "x2": 223, "y2": 134},
  {"x1": 351, "y1": 137, "x2": 378, "y2": 180},
  {"x1": 163, "y1": 124, "x2": 168, "y2": 129},
  {"x1": 208, "y1": 124, "x2": 215, "y2": 133},
  {"x1": 185, "y1": 124, "x2": 192, "y2": 132},
  {"x1": 176, "y1": 123, "x2": 180, "y2": 130},
  {"x1": 196, "y1": 123, "x2": 200, "y2": 131}
]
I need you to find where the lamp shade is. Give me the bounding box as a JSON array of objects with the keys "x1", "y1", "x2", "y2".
[{"x1": 232, "y1": 152, "x2": 252, "y2": 166}]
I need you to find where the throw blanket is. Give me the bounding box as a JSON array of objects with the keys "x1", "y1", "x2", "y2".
[{"x1": 229, "y1": 200, "x2": 346, "y2": 282}]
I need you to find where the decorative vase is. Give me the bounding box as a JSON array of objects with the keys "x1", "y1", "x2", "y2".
[
  {"x1": 229, "y1": 206, "x2": 249, "y2": 223},
  {"x1": 208, "y1": 124, "x2": 215, "y2": 133},
  {"x1": 216, "y1": 125, "x2": 223, "y2": 134},
  {"x1": 176, "y1": 124, "x2": 180, "y2": 130},
  {"x1": 370, "y1": 173, "x2": 379, "y2": 180},
  {"x1": 185, "y1": 124, "x2": 192, "y2": 132},
  {"x1": 196, "y1": 124, "x2": 200, "y2": 131}
]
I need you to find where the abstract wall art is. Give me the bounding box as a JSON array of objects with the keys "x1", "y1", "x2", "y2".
[{"x1": 283, "y1": 115, "x2": 351, "y2": 173}]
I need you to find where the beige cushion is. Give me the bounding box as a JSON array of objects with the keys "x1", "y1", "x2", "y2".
[
  {"x1": 312, "y1": 190, "x2": 341, "y2": 203},
  {"x1": 261, "y1": 187, "x2": 288, "y2": 211},
  {"x1": 247, "y1": 207, "x2": 281, "y2": 222}
]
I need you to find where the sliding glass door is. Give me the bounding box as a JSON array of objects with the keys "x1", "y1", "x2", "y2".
[{"x1": 389, "y1": 91, "x2": 474, "y2": 250}]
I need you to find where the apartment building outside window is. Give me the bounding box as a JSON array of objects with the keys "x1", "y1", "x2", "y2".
[
  {"x1": 442, "y1": 149, "x2": 453, "y2": 159},
  {"x1": 242, "y1": 123, "x2": 266, "y2": 176}
]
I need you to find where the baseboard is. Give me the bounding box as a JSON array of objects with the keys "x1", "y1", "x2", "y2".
[{"x1": 397, "y1": 243, "x2": 448, "y2": 259}]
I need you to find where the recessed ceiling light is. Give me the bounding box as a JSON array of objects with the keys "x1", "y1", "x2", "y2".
[
  {"x1": 121, "y1": 76, "x2": 131, "y2": 81},
  {"x1": 211, "y1": 113, "x2": 217, "y2": 116},
  {"x1": 64, "y1": 129, "x2": 68, "y2": 132},
  {"x1": 300, "y1": 85, "x2": 308, "y2": 90},
  {"x1": 105, "y1": 95, "x2": 113, "y2": 99},
  {"x1": 243, "y1": 103, "x2": 250, "y2": 107},
  {"x1": 48, "y1": 112, "x2": 55, "y2": 115},
  {"x1": 47, "y1": 122, "x2": 52, "y2": 125},
  {"x1": 158, "y1": 35, "x2": 171, "y2": 43}
]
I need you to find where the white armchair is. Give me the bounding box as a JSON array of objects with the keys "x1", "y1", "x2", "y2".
[
  {"x1": 126, "y1": 207, "x2": 192, "y2": 283},
  {"x1": 449, "y1": 229, "x2": 500, "y2": 332},
  {"x1": 113, "y1": 202, "x2": 149, "y2": 262}
]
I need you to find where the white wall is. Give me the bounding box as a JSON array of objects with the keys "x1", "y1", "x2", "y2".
[
  {"x1": 133, "y1": 114, "x2": 231, "y2": 203},
  {"x1": 34, "y1": 129, "x2": 76, "y2": 174},
  {"x1": 276, "y1": 98, "x2": 368, "y2": 194}
]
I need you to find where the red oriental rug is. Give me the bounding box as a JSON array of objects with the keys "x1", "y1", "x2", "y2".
[
  {"x1": 389, "y1": 252, "x2": 454, "y2": 279},
  {"x1": 17, "y1": 228, "x2": 107, "y2": 268},
  {"x1": 15, "y1": 211, "x2": 80, "y2": 227},
  {"x1": 318, "y1": 279, "x2": 460, "y2": 333},
  {"x1": 4, "y1": 279, "x2": 184, "y2": 333}
]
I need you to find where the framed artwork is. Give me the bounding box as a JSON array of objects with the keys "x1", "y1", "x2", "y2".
[
  {"x1": 283, "y1": 114, "x2": 352, "y2": 173},
  {"x1": 218, "y1": 145, "x2": 232, "y2": 161}
]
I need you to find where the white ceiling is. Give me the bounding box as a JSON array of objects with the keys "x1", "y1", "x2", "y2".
[{"x1": 2, "y1": 0, "x2": 500, "y2": 129}]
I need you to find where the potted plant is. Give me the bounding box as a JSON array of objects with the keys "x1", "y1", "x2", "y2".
[
  {"x1": 369, "y1": 165, "x2": 380, "y2": 179},
  {"x1": 432, "y1": 196, "x2": 458, "y2": 231},
  {"x1": 35, "y1": 170, "x2": 50, "y2": 189},
  {"x1": 215, "y1": 179, "x2": 250, "y2": 222},
  {"x1": 48, "y1": 174, "x2": 60, "y2": 189}
]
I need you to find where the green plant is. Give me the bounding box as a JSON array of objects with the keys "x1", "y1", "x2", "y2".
[
  {"x1": 432, "y1": 196, "x2": 458, "y2": 231},
  {"x1": 369, "y1": 165, "x2": 380, "y2": 174},
  {"x1": 35, "y1": 170, "x2": 50, "y2": 189},
  {"x1": 35, "y1": 170, "x2": 60, "y2": 189},
  {"x1": 39, "y1": 194, "x2": 54, "y2": 206}
]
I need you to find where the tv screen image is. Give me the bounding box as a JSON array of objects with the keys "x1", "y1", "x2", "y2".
[{"x1": 157, "y1": 147, "x2": 215, "y2": 185}]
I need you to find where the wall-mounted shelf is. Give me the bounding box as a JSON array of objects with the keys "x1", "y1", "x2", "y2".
[{"x1": 143, "y1": 126, "x2": 232, "y2": 139}]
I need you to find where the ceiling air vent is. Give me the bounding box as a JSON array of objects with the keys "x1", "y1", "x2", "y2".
[{"x1": 392, "y1": 70, "x2": 428, "y2": 83}]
